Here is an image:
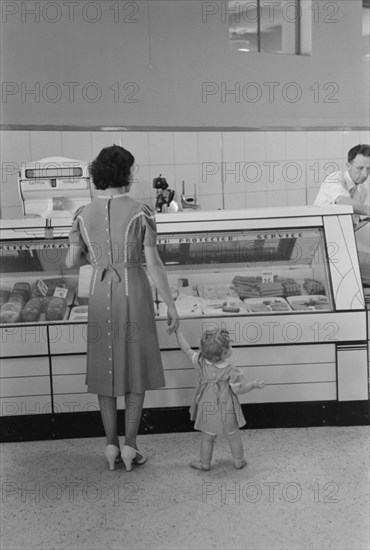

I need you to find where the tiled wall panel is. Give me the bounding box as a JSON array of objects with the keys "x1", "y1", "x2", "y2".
[{"x1": 1, "y1": 129, "x2": 369, "y2": 219}]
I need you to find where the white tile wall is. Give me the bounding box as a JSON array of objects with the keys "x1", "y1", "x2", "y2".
[
  {"x1": 198, "y1": 132, "x2": 222, "y2": 164},
  {"x1": 342, "y1": 131, "x2": 361, "y2": 159},
  {"x1": 265, "y1": 132, "x2": 287, "y2": 161},
  {"x1": 286, "y1": 132, "x2": 307, "y2": 160},
  {"x1": 360, "y1": 130, "x2": 370, "y2": 144},
  {"x1": 1, "y1": 205, "x2": 23, "y2": 218},
  {"x1": 245, "y1": 191, "x2": 267, "y2": 209},
  {"x1": 222, "y1": 163, "x2": 245, "y2": 194},
  {"x1": 122, "y1": 132, "x2": 150, "y2": 165},
  {"x1": 0, "y1": 129, "x2": 367, "y2": 219},
  {"x1": 267, "y1": 189, "x2": 287, "y2": 207},
  {"x1": 173, "y1": 133, "x2": 198, "y2": 164},
  {"x1": 199, "y1": 193, "x2": 222, "y2": 211},
  {"x1": 91, "y1": 132, "x2": 122, "y2": 157},
  {"x1": 224, "y1": 192, "x2": 246, "y2": 210},
  {"x1": 285, "y1": 161, "x2": 306, "y2": 189},
  {"x1": 0, "y1": 131, "x2": 32, "y2": 164},
  {"x1": 0, "y1": 131, "x2": 32, "y2": 218},
  {"x1": 306, "y1": 132, "x2": 326, "y2": 159},
  {"x1": 244, "y1": 132, "x2": 266, "y2": 161},
  {"x1": 148, "y1": 133, "x2": 175, "y2": 165},
  {"x1": 222, "y1": 132, "x2": 245, "y2": 163},
  {"x1": 131, "y1": 164, "x2": 152, "y2": 203},
  {"x1": 287, "y1": 189, "x2": 308, "y2": 206},
  {"x1": 243, "y1": 163, "x2": 268, "y2": 193},
  {"x1": 324, "y1": 131, "x2": 344, "y2": 159},
  {"x1": 173, "y1": 164, "x2": 199, "y2": 195},
  {"x1": 60, "y1": 132, "x2": 93, "y2": 161}
]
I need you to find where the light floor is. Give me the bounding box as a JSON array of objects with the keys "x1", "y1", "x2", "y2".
[{"x1": 1, "y1": 426, "x2": 369, "y2": 550}]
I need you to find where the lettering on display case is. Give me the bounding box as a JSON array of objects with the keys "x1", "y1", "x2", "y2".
[
  {"x1": 158, "y1": 231, "x2": 304, "y2": 245},
  {"x1": 0, "y1": 240, "x2": 69, "y2": 273},
  {"x1": 256, "y1": 232, "x2": 303, "y2": 240},
  {"x1": 157, "y1": 229, "x2": 324, "y2": 265},
  {"x1": 0, "y1": 241, "x2": 68, "y2": 252},
  {"x1": 158, "y1": 235, "x2": 234, "y2": 244}
]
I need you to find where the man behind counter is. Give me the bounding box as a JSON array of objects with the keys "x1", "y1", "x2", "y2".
[{"x1": 314, "y1": 143, "x2": 370, "y2": 221}]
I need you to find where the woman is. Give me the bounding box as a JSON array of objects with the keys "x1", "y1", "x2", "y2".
[{"x1": 66, "y1": 145, "x2": 179, "y2": 471}]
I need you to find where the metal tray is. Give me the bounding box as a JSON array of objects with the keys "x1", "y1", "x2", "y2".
[
  {"x1": 286, "y1": 295, "x2": 330, "y2": 311},
  {"x1": 243, "y1": 297, "x2": 292, "y2": 313}
]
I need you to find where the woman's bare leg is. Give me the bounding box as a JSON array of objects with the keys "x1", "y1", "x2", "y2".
[
  {"x1": 98, "y1": 395, "x2": 119, "y2": 447},
  {"x1": 124, "y1": 392, "x2": 145, "y2": 449}
]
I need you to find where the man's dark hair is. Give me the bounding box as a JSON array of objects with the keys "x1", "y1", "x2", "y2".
[{"x1": 347, "y1": 144, "x2": 370, "y2": 163}]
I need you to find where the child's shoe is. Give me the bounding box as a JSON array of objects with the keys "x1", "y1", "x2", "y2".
[
  {"x1": 190, "y1": 459, "x2": 210, "y2": 471},
  {"x1": 233, "y1": 457, "x2": 247, "y2": 469}
]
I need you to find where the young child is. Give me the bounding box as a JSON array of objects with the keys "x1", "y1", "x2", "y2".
[{"x1": 175, "y1": 327, "x2": 264, "y2": 471}]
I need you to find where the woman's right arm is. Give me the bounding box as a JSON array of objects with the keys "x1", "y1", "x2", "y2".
[
  {"x1": 65, "y1": 242, "x2": 85, "y2": 269},
  {"x1": 66, "y1": 206, "x2": 87, "y2": 268},
  {"x1": 144, "y1": 245, "x2": 179, "y2": 334}
]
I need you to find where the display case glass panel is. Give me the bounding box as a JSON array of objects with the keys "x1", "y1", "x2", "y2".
[
  {"x1": 0, "y1": 224, "x2": 334, "y2": 324},
  {"x1": 154, "y1": 227, "x2": 333, "y2": 316},
  {"x1": 0, "y1": 236, "x2": 78, "y2": 324}
]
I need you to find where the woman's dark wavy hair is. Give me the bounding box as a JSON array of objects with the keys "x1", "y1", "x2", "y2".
[{"x1": 89, "y1": 145, "x2": 135, "y2": 190}]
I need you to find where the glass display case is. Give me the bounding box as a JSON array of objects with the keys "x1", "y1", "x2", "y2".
[
  {"x1": 0, "y1": 224, "x2": 334, "y2": 322},
  {"x1": 154, "y1": 226, "x2": 333, "y2": 317},
  {"x1": 0, "y1": 235, "x2": 79, "y2": 324},
  {"x1": 0, "y1": 205, "x2": 368, "y2": 433},
  {"x1": 0, "y1": 215, "x2": 360, "y2": 322}
]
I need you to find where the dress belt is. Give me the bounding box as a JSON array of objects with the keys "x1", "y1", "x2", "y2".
[{"x1": 94, "y1": 262, "x2": 142, "y2": 282}]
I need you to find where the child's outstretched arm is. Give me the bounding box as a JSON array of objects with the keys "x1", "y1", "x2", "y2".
[
  {"x1": 230, "y1": 370, "x2": 265, "y2": 395},
  {"x1": 175, "y1": 328, "x2": 196, "y2": 363}
]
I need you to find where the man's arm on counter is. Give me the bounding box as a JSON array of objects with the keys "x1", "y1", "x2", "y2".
[{"x1": 335, "y1": 195, "x2": 370, "y2": 218}]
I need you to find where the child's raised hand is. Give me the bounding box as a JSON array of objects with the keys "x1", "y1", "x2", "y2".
[{"x1": 253, "y1": 379, "x2": 265, "y2": 389}]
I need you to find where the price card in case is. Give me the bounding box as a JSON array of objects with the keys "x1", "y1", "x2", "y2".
[
  {"x1": 54, "y1": 286, "x2": 68, "y2": 299},
  {"x1": 225, "y1": 297, "x2": 240, "y2": 309},
  {"x1": 262, "y1": 271, "x2": 274, "y2": 283},
  {"x1": 222, "y1": 297, "x2": 241, "y2": 313},
  {"x1": 37, "y1": 279, "x2": 49, "y2": 296}
]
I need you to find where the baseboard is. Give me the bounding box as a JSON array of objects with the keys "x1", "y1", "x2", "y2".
[{"x1": 1, "y1": 401, "x2": 369, "y2": 443}]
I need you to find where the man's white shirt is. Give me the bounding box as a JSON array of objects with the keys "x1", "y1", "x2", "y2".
[{"x1": 314, "y1": 170, "x2": 368, "y2": 206}]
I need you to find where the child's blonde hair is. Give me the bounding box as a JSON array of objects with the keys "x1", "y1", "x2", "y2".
[{"x1": 200, "y1": 329, "x2": 231, "y2": 362}]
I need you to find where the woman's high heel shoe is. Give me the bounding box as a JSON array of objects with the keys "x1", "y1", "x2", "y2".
[
  {"x1": 104, "y1": 444, "x2": 121, "y2": 471},
  {"x1": 121, "y1": 445, "x2": 147, "y2": 472}
]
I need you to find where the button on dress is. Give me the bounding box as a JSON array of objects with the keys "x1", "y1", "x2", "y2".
[{"x1": 69, "y1": 195, "x2": 165, "y2": 396}]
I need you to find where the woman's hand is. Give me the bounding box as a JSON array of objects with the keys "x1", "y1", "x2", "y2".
[{"x1": 166, "y1": 304, "x2": 179, "y2": 334}]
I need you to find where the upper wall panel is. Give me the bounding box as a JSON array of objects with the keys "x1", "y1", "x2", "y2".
[{"x1": 0, "y1": 0, "x2": 369, "y2": 128}]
